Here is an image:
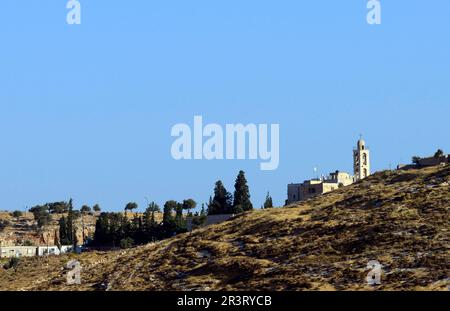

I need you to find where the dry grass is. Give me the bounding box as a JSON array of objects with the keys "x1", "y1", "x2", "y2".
[{"x1": 0, "y1": 166, "x2": 449, "y2": 291}]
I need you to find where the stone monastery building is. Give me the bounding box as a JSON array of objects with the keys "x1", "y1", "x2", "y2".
[{"x1": 287, "y1": 139, "x2": 371, "y2": 204}]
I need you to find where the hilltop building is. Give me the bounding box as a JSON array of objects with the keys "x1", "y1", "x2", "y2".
[
  {"x1": 398, "y1": 152, "x2": 449, "y2": 170},
  {"x1": 287, "y1": 139, "x2": 371, "y2": 204},
  {"x1": 353, "y1": 139, "x2": 371, "y2": 181}
]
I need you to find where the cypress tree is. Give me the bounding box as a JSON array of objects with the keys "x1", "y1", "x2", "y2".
[
  {"x1": 208, "y1": 181, "x2": 232, "y2": 215},
  {"x1": 163, "y1": 200, "x2": 177, "y2": 224},
  {"x1": 263, "y1": 192, "x2": 274, "y2": 209},
  {"x1": 66, "y1": 199, "x2": 75, "y2": 245},
  {"x1": 233, "y1": 170, "x2": 253, "y2": 213},
  {"x1": 59, "y1": 216, "x2": 69, "y2": 245}
]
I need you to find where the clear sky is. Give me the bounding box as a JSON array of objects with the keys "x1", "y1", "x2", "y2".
[{"x1": 0, "y1": 1, "x2": 449, "y2": 212}]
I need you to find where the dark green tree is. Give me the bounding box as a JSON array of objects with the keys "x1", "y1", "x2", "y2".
[
  {"x1": 163, "y1": 200, "x2": 177, "y2": 224},
  {"x1": 144, "y1": 201, "x2": 160, "y2": 229},
  {"x1": 29, "y1": 205, "x2": 52, "y2": 228},
  {"x1": 434, "y1": 149, "x2": 444, "y2": 158},
  {"x1": 125, "y1": 202, "x2": 138, "y2": 216},
  {"x1": 66, "y1": 199, "x2": 75, "y2": 246},
  {"x1": 233, "y1": 170, "x2": 253, "y2": 213},
  {"x1": 263, "y1": 192, "x2": 274, "y2": 209},
  {"x1": 208, "y1": 181, "x2": 232, "y2": 215},
  {"x1": 182, "y1": 199, "x2": 197, "y2": 217},
  {"x1": 80, "y1": 205, "x2": 91, "y2": 214},
  {"x1": 200, "y1": 203, "x2": 206, "y2": 216},
  {"x1": 93, "y1": 213, "x2": 110, "y2": 246},
  {"x1": 175, "y1": 202, "x2": 184, "y2": 227},
  {"x1": 12, "y1": 210, "x2": 23, "y2": 218},
  {"x1": 59, "y1": 216, "x2": 70, "y2": 245},
  {"x1": 93, "y1": 204, "x2": 101, "y2": 212}
]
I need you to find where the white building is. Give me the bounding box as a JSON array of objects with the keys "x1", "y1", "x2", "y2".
[
  {"x1": 0, "y1": 245, "x2": 75, "y2": 258},
  {"x1": 287, "y1": 139, "x2": 371, "y2": 204},
  {"x1": 0, "y1": 246, "x2": 37, "y2": 258}
]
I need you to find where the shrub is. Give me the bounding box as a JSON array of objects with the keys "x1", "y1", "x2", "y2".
[
  {"x1": 12, "y1": 210, "x2": 23, "y2": 218},
  {"x1": 0, "y1": 220, "x2": 10, "y2": 232},
  {"x1": 120, "y1": 237, "x2": 135, "y2": 249},
  {"x1": 3, "y1": 257, "x2": 20, "y2": 270},
  {"x1": 412, "y1": 156, "x2": 421, "y2": 165},
  {"x1": 23, "y1": 240, "x2": 34, "y2": 246},
  {"x1": 434, "y1": 149, "x2": 444, "y2": 158}
]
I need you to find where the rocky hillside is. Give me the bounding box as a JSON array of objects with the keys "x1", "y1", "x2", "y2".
[
  {"x1": 0, "y1": 165, "x2": 449, "y2": 291},
  {"x1": 0, "y1": 212, "x2": 97, "y2": 247}
]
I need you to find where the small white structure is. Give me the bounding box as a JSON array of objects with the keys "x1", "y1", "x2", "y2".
[
  {"x1": 0, "y1": 246, "x2": 37, "y2": 258},
  {"x1": 37, "y1": 245, "x2": 74, "y2": 256},
  {"x1": 0, "y1": 245, "x2": 76, "y2": 258}
]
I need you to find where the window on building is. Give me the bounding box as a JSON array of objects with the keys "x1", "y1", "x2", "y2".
[
  {"x1": 364, "y1": 168, "x2": 368, "y2": 178},
  {"x1": 363, "y1": 153, "x2": 367, "y2": 165}
]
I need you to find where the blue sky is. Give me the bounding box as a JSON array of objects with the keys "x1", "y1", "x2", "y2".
[{"x1": 0, "y1": 1, "x2": 449, "y2": 212}]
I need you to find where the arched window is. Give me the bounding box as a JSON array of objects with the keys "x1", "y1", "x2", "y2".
[
  {"x1": 363, "y1": 153, "x2": 367, "y2": 165},
  {"x1": 363, "y1": 168, "x2": 368, "y2": 178}
]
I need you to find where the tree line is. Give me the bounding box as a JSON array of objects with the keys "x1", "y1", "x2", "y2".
[
  {"x1": 91, "y1": 199, "x2": 204, "y2": 248},
  {"x1": 24, "y1": 170, "x2": 273, "y2": 249}
]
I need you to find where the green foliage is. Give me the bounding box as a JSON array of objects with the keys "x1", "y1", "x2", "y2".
[
  {"x1": 29, "y1": 205, "x2": 52, "y2": 228},
  {"x1": 23, "y1": 240, "x2": 34, "y2": 246},
  {"x1": 3, "y1": 257, "x2": 20, "y2": 270},
  {"x1": 12, "y1": 210, "x2": 23, "y2": 218},
  {"x1": 207, "y1": 181, "x2": 233, "y2": 215},
  {"x1": 47, "y1": 201, "x2": 70, "y2": 214},
  {"x1": 175, "y1": 202, "x2": 185, "y2": 229},
  {"x1": 412, "y1": 156, "x2": 421, "y2": 165},
  {"x1": 93, "y1": 204, "x2": 101, "y2": 212},
  {"x1": 125, "y1": 202, "x2": 138, "y2": 213},
  {"x1": 191, "y1": 214, "x2": 207, "y2": 230},
  {"x1": 59, "y1": 216, "x2": 71, "y2": 245},
  {"x1": 434, "y1": 149, "x2": 444, "y2": 158},
  {"x1": 263, "y1": 192, "x2": 273, "y2": 209},
  {"x1": 66, "y1": 199, "x2": 76, "y2": 246},
  {"x1": 120, "y1": 237, "x2": 135, "y2": 249},
  {"x1": 233, "y1": 170, "x2": 253, "y2": 213},
  {"x1": 163, "y1": 200, "x2": 177, "y2": 224},
  {"x1": 182, "y1": 199, "x2": 197, "y2": 212},
  {"x1": 0, "y1": 220, "x2": 10, "y2": 232},
  {"x1": 80, "y1": 205, "x2": 91, "y2": 214},
  {"x1": 93, "y1": 199, "x2": 190, "y2": 248}
]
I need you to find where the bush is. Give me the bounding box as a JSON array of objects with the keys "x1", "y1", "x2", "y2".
[
  {"x1": 434, "y1": 149, "x2": 444, "y2": 158},
  {"x1": 120, "y1": 237, "x2": 135, "y2": 249},
  {"x1": 0, "y1": 220, "x2": 10, "y2": 232},
  {"x1": 23, "y1": 240, "x2": 34, "y2": 246},
  {"x1": 3, "y1": 257, "x2": 20, "y2": 270},
  {"x1": 12, "y1": 210, "x2": 23, "y2": 218}
]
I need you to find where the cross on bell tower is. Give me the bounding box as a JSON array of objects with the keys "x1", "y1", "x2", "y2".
[{"x1": 353, "y1": 137, "x2": 371, "y2": 181}]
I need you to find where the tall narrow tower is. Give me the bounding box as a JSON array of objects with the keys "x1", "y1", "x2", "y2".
[{"x1": 353, "y1": 138, "x2": 371, "y2": 181}]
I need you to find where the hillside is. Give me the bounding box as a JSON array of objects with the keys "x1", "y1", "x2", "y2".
[
  {"x1": 0, "y1": 212, "x2": 97, "y2": 247},
  {"x1": 0, "y1": 165, "x2": 449, "y2": 291}
]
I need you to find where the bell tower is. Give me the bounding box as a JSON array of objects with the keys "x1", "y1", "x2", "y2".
[{"x1": 354, "y1": 138, "x2": 370, "y2": 181}]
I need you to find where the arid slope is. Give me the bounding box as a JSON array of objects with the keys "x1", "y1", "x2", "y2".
[{"x1": 1, "y1": 166, "x2": 449, "y2": 291}]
